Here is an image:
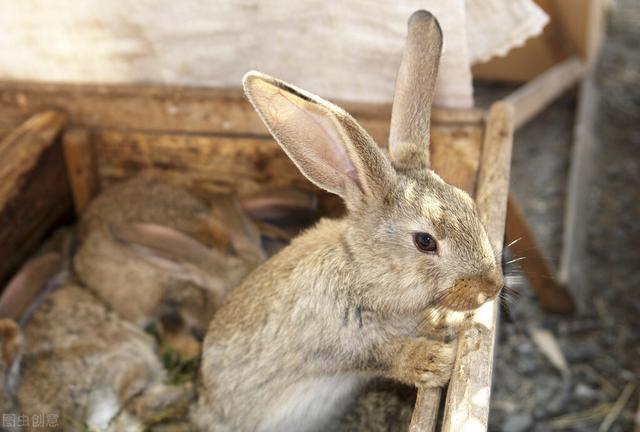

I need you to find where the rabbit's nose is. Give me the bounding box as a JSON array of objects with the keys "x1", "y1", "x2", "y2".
[{"x1": 479, "y1": 268, "x2": 503, "y2": 298}]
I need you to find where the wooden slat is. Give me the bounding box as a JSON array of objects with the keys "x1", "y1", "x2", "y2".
[
  {"x1": 558, "y1": 0, "x2": 606, "y2": 293},
  {"x1": 91, "y1": 130, "x2": 303, "y2": 196},
  {"x1": 440, "y1": 102, "x2": 513, "y2": 432},
  {"x1": 503, "y1": 56, "x2": 580, "y2": 314},
  {"x1": 431, "y1": 124, "x2": 484, "y2": 193},
  {"x1": 87, "y1": 119, "x2": 483, "y2": 199},
  {"x1": 506, "y1": 197, "x2": 575, "y2": 313},
  {"x1": 0, "y1": 81, "x2": 481, "y2": 144},
  {"x1": 0, "y1": 111, "x2": 72, "y2": 285},
  {"x1": 409, "y1": 388, "x2": 441, "y2": 432},
  {"x1": 408, "y1": 113, "x2": 486, "y2": 432},
  {"x1": 505, "y1": 56, "x2": 585, "y2": 130},
  {"x1": 558, "y1": 71, "x2": 599, "y2": 292},
  {"x1": 62, "y1": 128, "x2": 98, "y2": 215}
]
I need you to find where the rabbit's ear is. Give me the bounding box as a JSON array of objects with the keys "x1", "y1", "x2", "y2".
[
  {"x1": 0, "y1": 252, "x2": 62, "y2": 321},
  {"x1": 207, "y1": 195, "x2": 266, "y2": 264},
  {"x1": 388, "y1": 10, "x2": 442, "y2": 170},
  {"x1": 243, "y1": 72, "x2": 396, "y2": 209},
  {"x1": 239, "y1": 187, "x2": 317, "y2": 223},
  {"x1": 109, "y1": 223, "x2": 213, "y2": 287}
]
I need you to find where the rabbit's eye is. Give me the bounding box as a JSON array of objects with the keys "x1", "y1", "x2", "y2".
[{"x1": 413, "y1": 232, "x2": 437, "y2": 254}]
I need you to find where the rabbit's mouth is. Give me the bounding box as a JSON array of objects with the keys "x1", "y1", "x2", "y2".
[{"x1": 436, "y1": 270, "x2": 503, "y2": 312}]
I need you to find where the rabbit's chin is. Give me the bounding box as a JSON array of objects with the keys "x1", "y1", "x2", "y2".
[{"x1": 421, "y1": 299, "x2": 496, "y2": 337}]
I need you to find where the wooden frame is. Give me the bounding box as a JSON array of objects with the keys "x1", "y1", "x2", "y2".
[{"x1": 0, "y1": 81, "x2": 513, "y2": 431}]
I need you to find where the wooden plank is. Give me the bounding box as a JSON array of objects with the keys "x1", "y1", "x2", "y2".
[
  {"x1": 0, "y1": 80, "x2": 480, "y2": 144},
  {"x1": 87, "y1": 119, "x2": 483, "y2": 206},
  {"x1": 558, "y1": 71, "x2": 599, "y2": 293},
  {"x1": 440, "y1": 102, "x2": 513, "y2": 432},
  {"x1": 507, "y1": 196, "x2": 575, "y2": 313},
  {"x1": 502, "y1": 56, "x2": 581, "y2": 314},
  {"x1": 408, "y1": 118, "x2": 485, "y2": 432},
  {"x1": 505, "y1": 56, "x2": 585, "y2": 130},
  {"x1": 558, "y1": 0, "x2": 607, "y2": 294},
  {"x1": 431, "y1": 124, "x2": 484, "y2": 195},
  {"x1": 409, "y1": 388, "x2": 441, "y2": 432},
  {"x1": 62, "y1": 128, "x2": 98, "y2": 215},
  {"x1": 0, "y1": 111, "x2": 72, "y2": 285},
  {"x1": 91, "y1": 130, "x2": 304, "y2": 196},
  {"x1": 0, "y1": 111, "x2": 67, "y2": 210}
]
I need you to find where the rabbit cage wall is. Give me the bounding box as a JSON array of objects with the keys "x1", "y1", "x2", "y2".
[{"x1": 0, "y1": 80, "x2": 512, "y2": 430}]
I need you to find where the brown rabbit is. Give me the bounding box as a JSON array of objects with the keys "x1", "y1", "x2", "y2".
[
  {"x1": 73, "y1": 171, "x2": 268, "y2": 357},
  {"x1": 0, "y1": 252, "x2": 192, "y2": 432},
  {"x1": 74, "y1": 171, "x2": 316, "y2": 357},
  {"x1": 0, "y1": 245, "x2": 193, "y2": 431},
  {"x1": 15, "y1": 283, "x2": 193, "y2": 431},
  {"x1": 194, "y1": 12, "x2": 503, "y2": 432}
]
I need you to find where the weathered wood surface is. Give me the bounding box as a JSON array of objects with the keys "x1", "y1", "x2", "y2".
[
  {"x1": 0, "y1": 81, "x2": 482, "y2": 143},
  {"x1": 502, "y1": 55, "x2": 579, "y2": 314},
  {"x1": 0, "y1": 111, "x2": 72, "y2": 285},
  {"x1": 431, "y1": 125, "x2": 483, "y2": 194},
  {"x1": 407, "y1": 113, "x2": 486, "y2": 432},
  {"x1": 409, "y1": 388, "x2": 441, "y2": 432},
  {"x1": 77, "y1": 118, "x2": 483, "y2": 223},
  {"x1": 505, "y1": 56, "x2": 585, "y2": 130},
  {"x1": 440, "y1": 102, "x2": 513, "y2": 432},
  {"x1": 558, "y1": 70, "x2": 599, "y2": 295},
  {"x1": 62, "y1": 128, "x2": 99, "y2": 215}
]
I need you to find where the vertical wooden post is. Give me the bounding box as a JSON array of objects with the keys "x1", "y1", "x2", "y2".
[
  {"x1": 440, "y1": 102, "x2": 513, "y2": 432},
  {"x1": 409, "y1": 388, "x2": 441, "y2": 432},
  {"x1": 0, "y1": 111, "x2": 70, "y2": 285},
  {"x1": 62, "y1": 128, "x2": 98, "y2": 215},
  {"x1": 558, "y1": 0, "x2": 606, "y2": 294},
  {"x1": 506, "y1": 197, "x2": 575, "y2": 313}
]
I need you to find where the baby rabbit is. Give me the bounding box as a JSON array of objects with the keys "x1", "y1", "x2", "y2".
[
  {"x1": 74, "y1": 171, "x2": 267, "y2": 356},
  {"x1": 17, "y1": 283, "x2": 193, "y2": 431},
  {"x1": 1, "y1": 250, "x2": 192, "y2": 431},
  {"x1": 194, "y1": 12, "x2": 503, "y2": 432}
]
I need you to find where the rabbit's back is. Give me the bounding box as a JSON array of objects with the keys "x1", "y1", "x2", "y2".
[
  {"x1": 15, "y1": 284, "x2": 166, "y2": 431},
  {"x1": 77, "y1": 171, "x2": 214, "y2": 244}
]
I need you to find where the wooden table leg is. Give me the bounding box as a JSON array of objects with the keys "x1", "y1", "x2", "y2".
[{"x1": 505, "y1": 195, "x2": 575, "y2": 314}]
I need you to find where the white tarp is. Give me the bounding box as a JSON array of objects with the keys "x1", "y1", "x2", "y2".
[{"x1": 0, "y1": 0, "x2": 547, "y2": 107}]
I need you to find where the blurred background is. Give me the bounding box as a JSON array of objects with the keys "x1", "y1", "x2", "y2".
[{"x1": 0, "y1": 0, "x2": 638, "y2": 431}]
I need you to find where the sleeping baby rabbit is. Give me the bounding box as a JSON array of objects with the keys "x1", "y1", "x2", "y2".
[
  {"x1": 194, "y1": 11, "x2": 503, "y2": 432},
  {"x1": 0, "y1": 249, "x2": 193, "y2": 431},
  {"x1": 74, "y1": 171, "x2": 268, "y2": 357}
]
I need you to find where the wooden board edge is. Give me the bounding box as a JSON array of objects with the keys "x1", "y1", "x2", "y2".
[
  {"x1": 440, "y1": 102, "x2": 514, "y2": 432},
  {"x1": 62, "y1": 128, "x2": 98, "y2": 215}
]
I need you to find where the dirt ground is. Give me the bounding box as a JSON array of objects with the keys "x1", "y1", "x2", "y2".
[{"x1": 484, "y1": 1, "x2": 640, "y2": 431}]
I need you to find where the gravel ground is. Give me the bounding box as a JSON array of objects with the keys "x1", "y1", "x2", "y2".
[{"x1": 486, "y1": 1, "x2": 640, "y2": 431}]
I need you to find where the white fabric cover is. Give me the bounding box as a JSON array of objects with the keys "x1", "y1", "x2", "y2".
[{"x1": 0, "y1": 0, "x2": 547, "y2": 107}]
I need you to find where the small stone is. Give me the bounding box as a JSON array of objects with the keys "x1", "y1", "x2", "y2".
[
  {"x1": 502, "y1": 414, "x2": 533, "y2": 432},
  {"x1": 574, "y1": 383, "x2": 597, "y2": 399}
]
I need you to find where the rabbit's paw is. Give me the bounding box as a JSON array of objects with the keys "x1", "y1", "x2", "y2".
[{"x1": 395, "y1": 339, "x2": 456, "y2": 387}]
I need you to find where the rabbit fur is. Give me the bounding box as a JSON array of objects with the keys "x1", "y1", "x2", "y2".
[
  {"x1": 0, "y1": 239, "x2": 193, "y2": 432},
  {"x1": 12, "y1": 282, "x2": 193, "y2": 431},
  {"x1": 73, "y1": 171, "x2": 265, "y2": 357},
  {"x1": 192, "y1": 68, "x2": 503, "y2": 432}
]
